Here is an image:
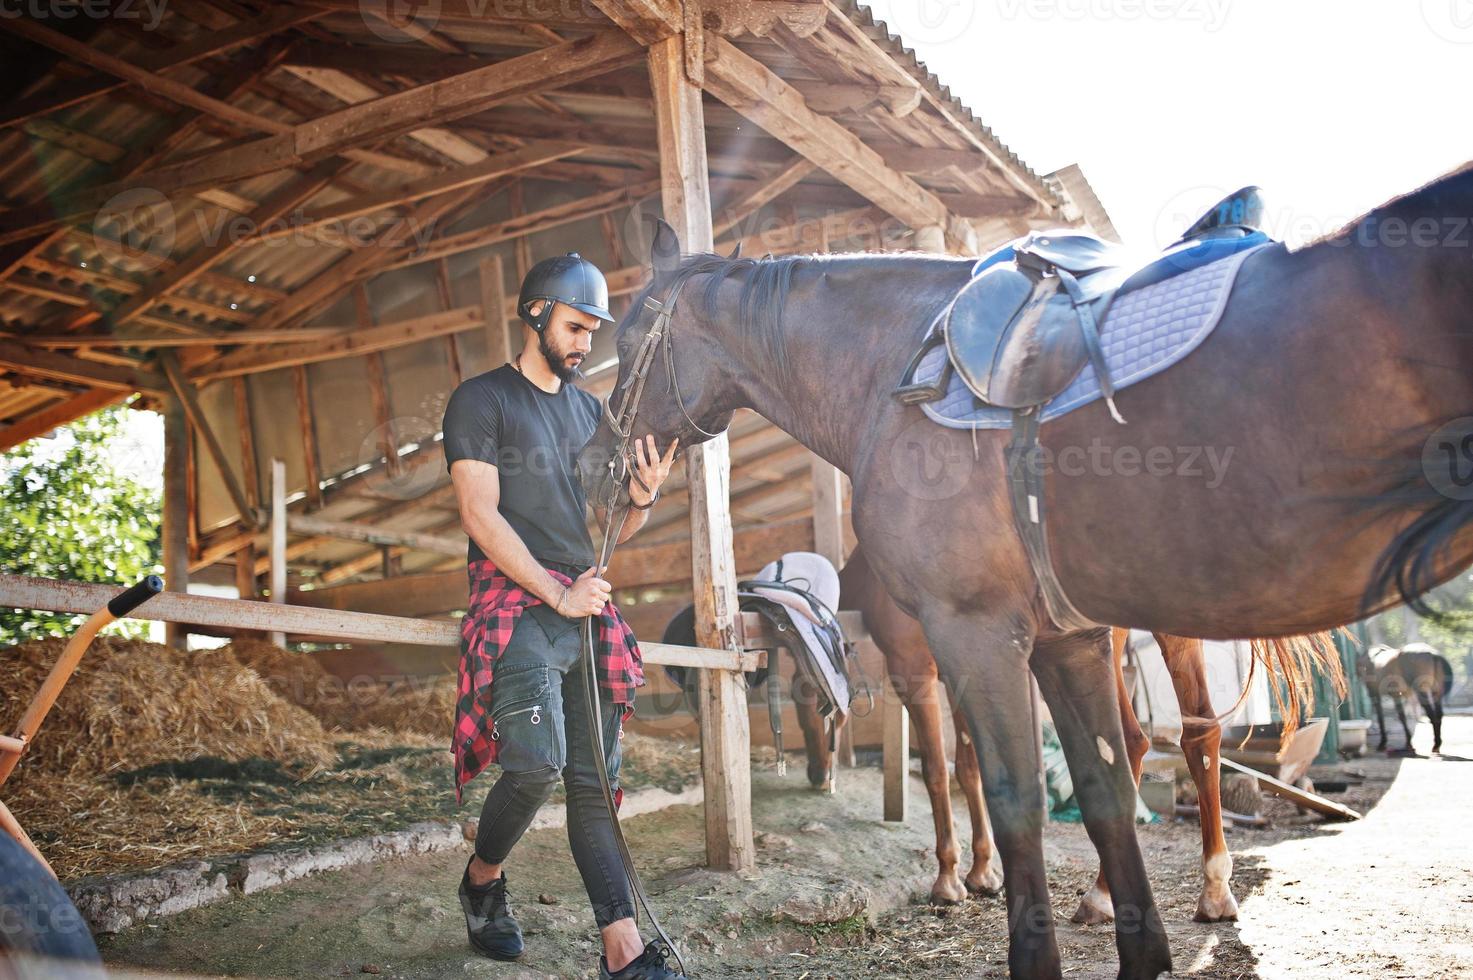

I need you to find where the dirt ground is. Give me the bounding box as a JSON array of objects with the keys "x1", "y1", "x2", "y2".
[{"x1": 96, "y1": 714, "x2": 1473, "y2": 979}]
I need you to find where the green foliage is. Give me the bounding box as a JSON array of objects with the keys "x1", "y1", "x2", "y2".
[{"x1": 1, "y1": 404, "x2": 160, "y2": 643}]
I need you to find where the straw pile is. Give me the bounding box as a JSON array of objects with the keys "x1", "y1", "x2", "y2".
[
  {"x1": 223, "y1": 638, "x2": 456, "y2": 736},
  {"x1": 1, "y1": 636, "x2": 337, "y2": 787},
  {"x1": 0, "y1": 636, "x2": 460, "y2": 878}
]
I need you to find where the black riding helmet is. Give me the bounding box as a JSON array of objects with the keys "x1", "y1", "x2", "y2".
[{"x1": 517, "y1": 252, "x2": 615, "y2": 332}]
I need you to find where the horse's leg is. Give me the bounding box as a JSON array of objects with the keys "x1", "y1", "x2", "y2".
[
  {"x1": 925, "y1": 611, "x2": 1061, "y2": 979},
  {"x1": 950, "y1": 696, "x2": 1004, "y2": 896},
  {"x1": 1416, "y1": 686, "x2": 1444, "y2": 755},
  {"x1": 1033, "y1": 628, "x2": 1172, "y2": 980},
  {"x1": 1370, "y1": 683, "x2": 1388, "y2": 751},
  {"x1": 1162, "y1": 635, "x2": 1237, "y2": 922},
  {"x1": 1394, "y1": 694, "x2": 1414, "y2": 751},
  {"x1": 902, "y1": 672, "x2": 966, "y2": 904},
  {"x1": 1070, "y1": 628, "x2": 1149, "y2": 926}
]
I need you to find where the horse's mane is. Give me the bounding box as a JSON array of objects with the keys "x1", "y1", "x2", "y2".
[
  {"x1": 1301, "y1": 158, "x2": 1473, "y2": 249},
  {"x1": 620, "y1": 252, "x2": 811, "y2": 378},
  {"x1": 621, "y1": 249, "x2": 960, "y2": 380}
]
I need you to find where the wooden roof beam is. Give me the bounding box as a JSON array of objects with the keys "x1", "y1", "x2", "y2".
[
  {"x1": 193, "y1": 305, "x2": 484, "y2": 382},
  {"x1": 702, "y1": 36, "x2": 972, "y2": 249},
  {"x1": 0, "y1": 32, "x2": 643, "y2": 244},
  {"x1": 0, "y1": 7, "x2": 322, "y2": 129},
  {"x1": 0, "y1": 388, "x2": 127, "y2": 452},
  {"x1": 245, "y1": 141, "x2": 586, "y2": 243},
  {"x1": 0, "y1": 340, "x2": 167, "y2": 395}
]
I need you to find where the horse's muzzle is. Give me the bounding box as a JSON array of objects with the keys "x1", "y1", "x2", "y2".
[{"x1": 576, "y1": 438, "x2": 619, "y2": 508}]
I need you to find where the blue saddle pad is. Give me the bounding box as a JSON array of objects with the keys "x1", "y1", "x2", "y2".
[{"x1": 916, "y1": 236, "x2": 1277, "y2": 430}]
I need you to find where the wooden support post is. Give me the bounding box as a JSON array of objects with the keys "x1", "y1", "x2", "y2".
[
  {"x1": 882, "y1": 663, "x2": 909, "y2": 822},
  {"x1": 162, "y1": 396, "x2": 190, "y2": 649},
  {"x1": 649, "y1": 30, "x2": 754, "y2": 873},
  {"x1": 479, "y1": 254, "x2": 512, "y2": 366},
  {"x1": 292, "y1": 365, "x2": 323, "y2": 509},
  {"x1": 231, "y1": 377, "x2": 259, "y2": 512},
  {"x1": 269, "y1": 458, "x2": 286, "y2": 647},
  {"x1": 436, "y1": 258, "x2": 464, "y2": 386},
  {"x1": 356, "y1": 284, "x2": 401, "y2": 477}
]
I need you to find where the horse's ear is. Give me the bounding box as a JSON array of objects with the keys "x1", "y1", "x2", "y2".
[
  {"x1": 726, "y1": 241, "x2": 742, "y2": 260},
  {"x1": 651, "y1": 219, "x2": 681, "y2": 279}
]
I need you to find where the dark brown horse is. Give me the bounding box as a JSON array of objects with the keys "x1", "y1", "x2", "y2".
[
  {"x1": 1359, "y1": 642, "x2": 1454, "y2": 753},
  {"x1": 580, "y1": 163, "x2": 1473, "y2": 979},
  {"x1": 838, "y1": 548, "x2": 1244, "y2": 921}
]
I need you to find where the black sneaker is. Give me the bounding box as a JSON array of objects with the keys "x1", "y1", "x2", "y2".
[
  {"x1": 600, "y1": 939, "x2": 686, "y2": 979},
  {"x1": 458, "y1": 861, "x2": 524, "y2": 961}
]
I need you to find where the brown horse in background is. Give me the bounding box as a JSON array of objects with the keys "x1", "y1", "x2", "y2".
[
  {"x1": 829, "y1": 548, "x2": 1242, "y2": 922},
  {"x1": 1359, "y1": 643, "x2": 1453, "y2": 754}
]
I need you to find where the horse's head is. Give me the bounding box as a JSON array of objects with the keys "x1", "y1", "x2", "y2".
[{"x1": 577, "y1": 219, "x2": 741, "y2": 509}]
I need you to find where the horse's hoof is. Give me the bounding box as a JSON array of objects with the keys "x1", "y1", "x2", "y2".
[
  {"x1": 1193, "y1": 890, "x2": 1239, "y2": 922},
  {"x1": 964, "y1": 863, "x2": 1003, "y2": 897},
  {"x1": 1070, "y1": 886, "x2": 1114, "y2": 925},
  {"x1": 929, "y1": 875, "x2": 967, "y2": 906}
]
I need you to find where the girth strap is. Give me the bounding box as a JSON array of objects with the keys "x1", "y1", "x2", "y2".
[{"x1": 1005, "y1": 407, "x2": 1098, "y2": 632}]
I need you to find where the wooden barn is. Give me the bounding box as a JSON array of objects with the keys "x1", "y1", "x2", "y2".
[{"x1": 0, "y1": 1, "x2": 1117, "y2": 871}]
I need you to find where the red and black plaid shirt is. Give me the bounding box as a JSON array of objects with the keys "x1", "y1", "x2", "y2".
[{"x1": 453, "y1": 559, "x2": 644, "y2": 802}]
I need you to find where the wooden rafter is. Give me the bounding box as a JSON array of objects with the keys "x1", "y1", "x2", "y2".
[
  {"x1": 0, "y1": 32, "x2": 644, "y2": 244},
  {"x1": 0, "y1": 388, "x2": 127, "y2": 452},
  {"x1": 0, "y1": 7, "x2": 322, "y2": 129},
  {"x1": 245, "y1": 141, "x2": 585, "y2": 243},
  {"x1": 159, "y1": 353, "x2": 259, "y2": 527},
  {"x1": 0, "y1": 340, "x2": 167, "y2": 395},
  {"x1": 192, "y1": 305, "x2": 484, "y2": 381}
]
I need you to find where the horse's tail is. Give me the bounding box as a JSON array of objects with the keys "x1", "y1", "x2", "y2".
[
  {"x1": 1436, "y1": 654, "x2": 1456, "y2": 698},
  {"x1": 1239, "y1": 631, "x2": 1346, "y2": 742}
]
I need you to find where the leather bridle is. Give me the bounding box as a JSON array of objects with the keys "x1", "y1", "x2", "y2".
[
  {"x1": 595, "y1": 272, "x2": 724, "y2": 513},
  {"x1": 580, "y1": 269, "x2": 726, "y2": 977}
]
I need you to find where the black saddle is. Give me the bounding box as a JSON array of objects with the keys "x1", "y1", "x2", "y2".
[
  {"x1": 892, "y1": 186, "x2": 1268, "y2": 632},
  {"x1": 896, "y1": 186, "x2": 1267, "y2": 417}
]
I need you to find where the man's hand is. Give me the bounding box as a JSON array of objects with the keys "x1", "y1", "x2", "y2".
[
  {"x1": 555, "y1": 565, "x2": 612, "y2": 617},
  {"x1": 628, "y1": 435, "x2": 679, "y2": 507}
]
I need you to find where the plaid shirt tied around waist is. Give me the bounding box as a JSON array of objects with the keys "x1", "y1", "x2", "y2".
[{"x1": 453, "y1": 559, "x2": 645, "y2": 802}]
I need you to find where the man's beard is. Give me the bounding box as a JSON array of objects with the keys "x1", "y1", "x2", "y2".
[{"x1": 539, "y1": 332, "x2": 583, "y2": 383}]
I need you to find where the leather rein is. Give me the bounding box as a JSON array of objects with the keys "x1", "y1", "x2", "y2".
[{"x1": 580, "y1": 269, "x2": 722, "y2": 977}]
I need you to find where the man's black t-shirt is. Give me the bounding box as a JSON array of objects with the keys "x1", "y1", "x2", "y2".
[{"x1": 442, "y1": 364, "x2": 601, "y2": 566}]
